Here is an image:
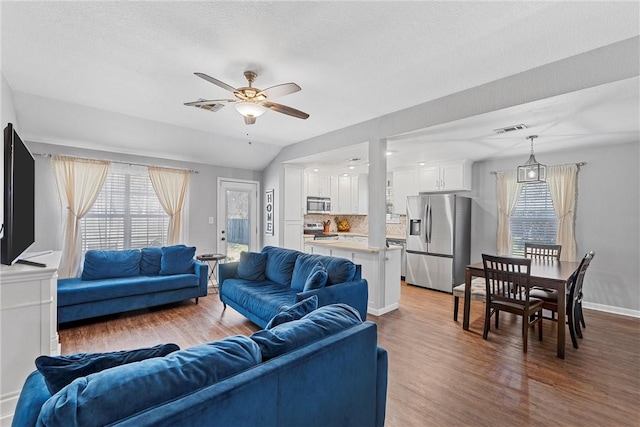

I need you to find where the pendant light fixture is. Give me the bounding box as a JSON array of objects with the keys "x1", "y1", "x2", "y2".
[{"x1": 517, "y1": 135, "x2": 547, "y2": 183}]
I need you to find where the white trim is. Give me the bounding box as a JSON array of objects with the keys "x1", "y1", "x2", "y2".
[
  {"x1": 583, "y1": 301, "x2": 640, "y2": 318},
  {"x1": 367, "y1": 302, "x2": 399, "y2": 316}
]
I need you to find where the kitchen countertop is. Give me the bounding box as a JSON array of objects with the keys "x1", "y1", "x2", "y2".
[
  {"x1": 303, "y1": 232, "x2": 405, "y2": 240},
  {"x1": 304, "y1": 240, "x2": 402, "y2": 253}
]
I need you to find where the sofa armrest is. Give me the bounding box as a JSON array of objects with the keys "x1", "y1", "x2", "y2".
[
  {"x1": 296, "y1": 279, "x2": 369, "y2": 321},
  {"x1": 194, "y1": 260, "x2": 209, "y2": 296},
  {"x1": 376, "y1": 346, "x2": 388, "y2": 427},
  {"x1": 218, "y1": 262, "x2": 238, "y2": 289}
]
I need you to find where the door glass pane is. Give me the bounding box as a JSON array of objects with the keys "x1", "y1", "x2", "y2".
[{"x1": 225, "y1": 189, "x2": 250, "y2": 262}]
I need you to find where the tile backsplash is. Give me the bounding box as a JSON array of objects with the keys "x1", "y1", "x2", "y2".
[{"x1": 304, "y1": 214, "x2": 406, "y2": 237}]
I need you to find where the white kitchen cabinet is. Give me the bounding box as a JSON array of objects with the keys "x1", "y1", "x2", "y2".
[
  {"x1": 418, "y1": 160, "x2": 472, "y2": 192},
  {"x1": 305, "y1": 172, "x2": 331, "y2": 198},
  {"x1": 283, "y1": 164, "x2": 304, "y2": 251},
  {"x1": 332, "y1": 174, "x2": 367, "y2": 214},
  {"x1": 392, "y1": 169, "x2": 418, "y2": 214}
]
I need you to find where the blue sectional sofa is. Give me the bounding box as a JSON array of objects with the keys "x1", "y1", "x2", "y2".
[
  {"x1": 12, "y1": 304, "x2": 388, "y2": 427},
  {"x1": 219, "y1": 245, "x2": 369, "y2": 327},
  {"x1": 57, "y1": 245, "x2": 208, "y2": 323}
]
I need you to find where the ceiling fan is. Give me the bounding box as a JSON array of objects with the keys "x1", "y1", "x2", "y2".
[{"x1": 184, "y1": 71, "x2": 310, "y2": 125}]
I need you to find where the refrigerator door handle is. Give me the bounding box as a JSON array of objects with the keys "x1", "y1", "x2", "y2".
[
  {"x1": 424, "y1": 200, "x2": 431, "y2": 244},
  {"x1": 427, "y1": 202, "x2": 433, "y2": 244}
]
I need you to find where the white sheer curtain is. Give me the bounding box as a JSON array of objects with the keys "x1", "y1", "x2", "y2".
[
  {"x1": 52, "y1": 156, "x2": 110, "y2": 278},
  {"x1": 495, "y1": 170, "x2": 523, "y2": 256},
  {"x1": 148, "y1": 166, "x2": 190, "y2": 245},
  {"x1": 547, "y1": 164, "x2": 579, "y2": 261}
]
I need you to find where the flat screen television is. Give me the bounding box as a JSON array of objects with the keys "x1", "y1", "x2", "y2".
[{"x1": 1, "y1": 123, "x2": 35, "y2": 265}]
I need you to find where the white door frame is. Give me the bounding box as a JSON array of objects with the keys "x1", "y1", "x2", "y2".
[{"x1": 216, "y1": 178, "x2": 260, "y2": 256}]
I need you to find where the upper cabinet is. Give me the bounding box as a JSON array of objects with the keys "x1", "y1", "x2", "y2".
[
  {"x1": 392, "y1": 169, "x2": 418, "y2": 215},
  {"x1": 305, "y1": 172, "x2": 331, "y2": 197},
  {"x1": 332, "y1": 174, "x2": 367, "y2": 214},
  {"x1": 418, "y1": 160, "x2": 472, "y2": 192}
]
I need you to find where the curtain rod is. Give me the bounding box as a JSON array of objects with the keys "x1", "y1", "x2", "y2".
[
  {"x1": 33, "y1": 152, "x2": 199, "y2": 174},
  {"x1": 489, "y1": 161, "x2": 586, "y2": 175}
]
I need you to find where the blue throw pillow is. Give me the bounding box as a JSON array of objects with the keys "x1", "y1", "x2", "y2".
[
  {"x1": 81, "y1": 249, "x2": 141, "y2": 280},
  {"x1": 265, "y1": 295, "x2": 318, "y2": 329},
  {"x1": 35, "y1": 343, "x2": 180, "y2": 395},
  {"x1": 37, "y1": 336, "x2": 261, "y2": 427},
  {"x1": 237, "y1": 251, "x2": 267, "y2": 281},
  {"x1": 160, "y1": 245, "x2": 196, "y2": 275},
  {"x1": 303, "y1": 261, "x2": 328, "y2": 292},
  {"x1": 140, "y1": 247, "x2": 163, "y2": 276},
  {"x1": 250, "y1": 304, "x2": 362, "y2": 361}
]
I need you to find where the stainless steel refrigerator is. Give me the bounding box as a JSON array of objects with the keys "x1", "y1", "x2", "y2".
[{"x1": 405, "y1": 194, "x2": 471, "y2": 293}]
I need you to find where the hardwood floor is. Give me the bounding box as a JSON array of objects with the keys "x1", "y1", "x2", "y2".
[{"x1": 59, "y1": 284, "x2": 640, "y2": 426}]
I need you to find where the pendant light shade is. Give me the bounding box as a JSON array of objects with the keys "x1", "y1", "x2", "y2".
[{"x1": 517, "y1": 135, "x2": 547, "y2": 183}]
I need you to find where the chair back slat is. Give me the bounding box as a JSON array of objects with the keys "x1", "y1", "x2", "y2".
[
  {"x1": 524, "y1": 243, "x2": 562, "y2": 261},
  {"x1": 482, "y1": 254, "x2": 532, "y2": 307},
  {"x1": 568, "y1": 251, "x2": 595, "y2": 306}
]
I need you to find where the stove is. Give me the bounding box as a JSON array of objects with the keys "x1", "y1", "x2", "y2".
[{"x1": 304, "y1": 222, "x2": 339, "y2": 240}]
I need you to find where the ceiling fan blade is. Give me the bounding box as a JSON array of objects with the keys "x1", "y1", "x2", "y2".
[
  {"x1": 194, "y1": 72, "x2": 237, "y2": 93},
  {"x1": 263, "y1": 102, "x2": 309, "y2": 120},
  {"x1": 258, "y1": 83, "x2": 301, "y2": 99},
  {"x1": 183, "y1": 98, "x2": 235, "y2": 107}
]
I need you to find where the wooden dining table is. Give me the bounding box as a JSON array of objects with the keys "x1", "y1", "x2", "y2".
[{"x1": 462, "y1": 258, "x2": 582, "y2": 359}]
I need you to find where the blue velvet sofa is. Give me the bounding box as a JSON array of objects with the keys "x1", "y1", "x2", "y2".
[
  {"x1": 12, "y1": 304, "x2": 388, "y2": 427},
  {"x1": 219, "y1": 246, "x2": 369, "y2": 327},
  {"x1": 57, "y1": 245, "x2": 208, "y2": 323}
]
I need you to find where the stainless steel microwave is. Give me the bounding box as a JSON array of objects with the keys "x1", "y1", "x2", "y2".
[{"x1": 307, "y1": 197, "x2": 331, "y2": 214}]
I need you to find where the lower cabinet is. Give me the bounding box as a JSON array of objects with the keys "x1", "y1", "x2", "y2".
[{"x1": 0, "y1": 252, "x2": 62, "y2": 425}]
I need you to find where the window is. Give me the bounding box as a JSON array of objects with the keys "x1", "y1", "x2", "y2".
[
  {"x1": 82, "y1": 168, "x2": 169, "y2": 251},
  {"x1": 509, "y1": 182, "x2": 557, "y2": 256}
]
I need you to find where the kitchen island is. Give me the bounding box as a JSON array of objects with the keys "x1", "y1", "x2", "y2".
[{"x1": 305, "y1": 240, "x2": 401, "y2": 315}]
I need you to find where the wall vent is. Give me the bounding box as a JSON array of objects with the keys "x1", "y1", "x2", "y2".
[{"x1": 493, "y1": 124, "x2": 527, "y2": 134}]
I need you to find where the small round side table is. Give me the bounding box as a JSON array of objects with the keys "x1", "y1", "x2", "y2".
[{"x1": 196, "y1": 254, "x2": 226, "y2": 293}]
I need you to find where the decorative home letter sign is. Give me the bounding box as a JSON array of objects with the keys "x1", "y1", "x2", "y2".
[{"x1": 265, "y1": 189, "x2": 274, "y2": 235}]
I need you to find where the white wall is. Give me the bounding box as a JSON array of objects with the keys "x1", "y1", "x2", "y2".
[
  {"x1": 1, "y1": 72, "x2": 19, "y2": 245},
  {"x1": 25, "y1": 141, "x2": 262, "y2": 256},
  {"x1": 470, "y1": 141, "x2": 639, "y2": 314}
]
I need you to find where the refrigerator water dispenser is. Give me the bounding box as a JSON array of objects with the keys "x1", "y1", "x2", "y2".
[{"x1": 409, "y1": 219, "x2": 421, "y2": 235}]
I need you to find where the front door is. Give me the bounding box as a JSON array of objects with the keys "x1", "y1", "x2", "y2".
[{"x1": 217, "y1": 179, "x2": 259, "y2": 262}]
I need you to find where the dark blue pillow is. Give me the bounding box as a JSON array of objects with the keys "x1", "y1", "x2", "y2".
[
  {"x1": 160, "y1": 245, "x2": 196, "y2": 275},
  {"x1": 237, "y1": 251, "x2": 267, "y2": 281},
  {"x1": 250, "y1": 303, "x2": 362, "y2": 360},
  {"x1": 35, "y1": 343, "x2": 180, "y2": 395},
  {"x1": 303, "y1": 261, "x2": 328, "y2": 292},
  {"x1": 37, "y1": 336, "x2": 261, "y2": 427},
  {"x1": 265, "y1": 295, "x2": 318, "y2": 329},
  {"x1": 81, "y1": 249, "x2": 141, "y2": 280},
  {"x1": 140, "y1": 247, "x2": 163, "y2": 276}
]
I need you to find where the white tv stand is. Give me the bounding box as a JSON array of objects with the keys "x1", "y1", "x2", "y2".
[{"x1": 0, "y1": 251, "x2": 61, "y2": 425}]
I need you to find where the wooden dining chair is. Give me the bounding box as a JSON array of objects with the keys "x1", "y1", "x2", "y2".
[
  {"x1": 452, "y1": 278, "x2": 486, "y2": 321},
  {"x1": 530, "y1": 251, "x2": 595, "y2": 349},
  {"x1": 524, "y1": 243, "x2": 562, "y2": 260},
  {"x1": 481, "y1": 254, "x2": 543, "y2": 353}
]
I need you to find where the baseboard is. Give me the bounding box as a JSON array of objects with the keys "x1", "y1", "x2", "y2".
[
  {"x1": 583, "y1": 302, "x2": 640, "y2": 318},
  {"x1": 367, "y1": 303, "x2": 399, "y2": 317}
]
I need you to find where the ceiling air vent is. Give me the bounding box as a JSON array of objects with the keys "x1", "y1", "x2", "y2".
[
  {"x1": 493, "y1": 124, "x2": 527, "y2": 134},
  {"x1": 194, "y1": 99, "x2": 224, "y2": 112}
]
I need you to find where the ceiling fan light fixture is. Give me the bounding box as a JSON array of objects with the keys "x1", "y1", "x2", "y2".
[
  {"x1": 517, "y1": 135, "x2": 547, "y2": 183},
  {"x1": 235, "y1": 101, "x2": 267, "y2": 118}
]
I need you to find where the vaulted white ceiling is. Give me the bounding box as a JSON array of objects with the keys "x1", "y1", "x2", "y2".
[{"x1": 1, "y1": 1, "x2": 638, "y2": 170}]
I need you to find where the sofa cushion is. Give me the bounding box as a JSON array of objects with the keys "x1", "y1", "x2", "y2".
[
  {"x1": 261, "y1": 246, "x2": 300, "y2": 286},
  {"x1": 222, "y1": 279, "x2": 298, "y2": 322},
  {"x1": 58, "y1": 274, "x2": 199, "y2": 307},
  {"x1": 303, "y1": 261, "x2": 328, "y2": 292},
  {"x1": 160, "y1": 245, "x2": 196, "y2": 275},
  {"x1": 265, "y1": 295, "x2": 319, "y2": 329},
  {"x1": 237, "y1": 251, "x2": 267, "y2": 281},
  {"x1": 140, "y1": 247, "x2": 163, "y2": 276},
  {"x1": 35, "y1": 343, "x2": 180, "y2": 395},
  {"x1": 81, "y1": 249, "x2": 141, "y2": 281},
  {"x1": 37, "y1": 336, "x2": 261, "y2": 427},
  {"x1": 291, "y1": 253, "x2": 356, "y2": 289},
  {"x1": 250, "y1": 303, "x2": 362, "y2": 361}
]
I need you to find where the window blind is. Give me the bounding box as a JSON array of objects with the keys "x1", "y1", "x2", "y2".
[
  {"x1": 510, "y1": 182, "x2": 557, "y2": 256},
  {"x1": 82, "y1": 170, "x2": 169, "y2": 251}
]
